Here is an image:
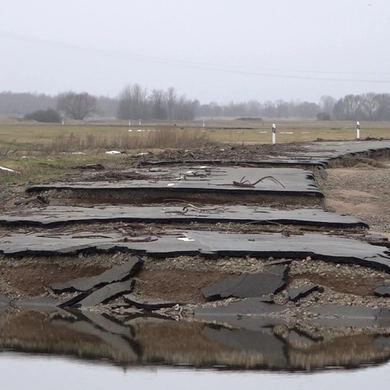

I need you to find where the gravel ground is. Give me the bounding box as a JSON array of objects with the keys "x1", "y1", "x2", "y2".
[{"x1": 324, "y1": 160, "x2": 390, "y2": 235}]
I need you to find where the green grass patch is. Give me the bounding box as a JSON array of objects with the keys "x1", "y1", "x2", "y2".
[{"x1": 0, "y1": 154, "x2": 132, "y2": 185}]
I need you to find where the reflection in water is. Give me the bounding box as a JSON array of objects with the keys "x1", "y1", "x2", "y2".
[{"x1": 0, "y1": 308, "x2": 389, "y2": 371}]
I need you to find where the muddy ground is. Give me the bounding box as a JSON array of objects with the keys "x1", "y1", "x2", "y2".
[{"x1": 0, "y1": 146, "x2": 389, "y2": 313}]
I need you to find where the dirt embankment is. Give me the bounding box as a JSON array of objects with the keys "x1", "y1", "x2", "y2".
[
  {"x1": 0, "y1": 154, "x2": 389, "y2": 310},
  {"x1": 324, "y1": 163, "x2": 390, "y2": 237}
]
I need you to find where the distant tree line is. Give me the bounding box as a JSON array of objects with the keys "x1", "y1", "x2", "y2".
[
  {"x1": 332, "y1": 93, "x2": 390, "y2": 121},
  {"x1": 197, "y1": 99, "x2": 320, "y2": 119},
  {"x1": 117, "y1": 84, "x2": 200, "y2": 121},
  {"x1": 0, "y1": 92, "x2": 56, "y2": 116},
  {"x1": 0, "y1": 91, "x2": 117, "y2": 119},
  {"x1": 1, "y1": 88, "x2": 390, "y2": 121}
]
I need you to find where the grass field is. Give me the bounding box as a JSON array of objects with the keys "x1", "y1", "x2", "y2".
[
  {"x1": 0, "y1": 119, "x2": 389, "y2": 185},
  {"x1": 0, "y1": 119, "x2": 389, "y2": 153}
]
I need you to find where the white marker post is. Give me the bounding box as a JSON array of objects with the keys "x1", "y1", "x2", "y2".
[
  {"x1": 128, "y1": 119, "x2": 131, "y2": 126},
  {"x1": 356, "y1": 121, "x2": 360, "y2": 140},
  {"x1": 272, "y1": 123, "x2": 276, "y2": 144},
  {"x1": 139, "y1": 119, "x2": 142, "y2": 126},
  {"x1": 61, "y1": 119, "x2": 65, "y2": 126},
  {"x1": 202, "y1": 121, "x2": 205, "y2": 128}
]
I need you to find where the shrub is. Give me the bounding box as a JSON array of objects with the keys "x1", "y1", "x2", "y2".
[
  {"x1": 316, "y1": 112, "x2": 331, "y2": 121},
  {"x1": 24, "y1": 108, "x2": 62, "y2": 123}
]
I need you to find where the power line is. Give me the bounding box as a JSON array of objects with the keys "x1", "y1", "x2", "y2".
[{"x1": 1, "y1": 29, "x2": 390, "y2": 83}]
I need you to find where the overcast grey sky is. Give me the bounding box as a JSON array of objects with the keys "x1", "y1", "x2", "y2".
[{"x1": 1, "y1": 0, "x2": 389, "y2": 104}]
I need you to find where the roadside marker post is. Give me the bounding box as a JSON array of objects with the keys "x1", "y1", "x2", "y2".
[
  {"x1": 356, "y1": 121, "x2": 360, "y2": 140},
  {"x1": 128, "y1": 119, "x2": 131, "y2": 126},
  {"x1": 272, "y1": 123, "x2": 276, "y2": 144},
  {"x1": 139, "y1": 119, "x2": 142, "y2": 126},
  {"x1": 202, "y1": 121, "x2": 205, "y2": 128}
]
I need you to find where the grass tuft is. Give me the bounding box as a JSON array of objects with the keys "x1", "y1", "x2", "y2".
[{"x1": 37, "y1": 127, "x2": 211, "y2": 154}]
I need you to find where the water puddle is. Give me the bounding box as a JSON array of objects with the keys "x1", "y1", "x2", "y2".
[
  {"x1": 0, "y1": 353, "x2": 389, "y2": 390},
  {"x1": 1, "y1": 309, "x2": 389, "y2": 372}
]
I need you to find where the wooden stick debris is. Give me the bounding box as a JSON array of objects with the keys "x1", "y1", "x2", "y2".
[{"x1": 233, "y1": 175, "x2": 285, "y2": 188}]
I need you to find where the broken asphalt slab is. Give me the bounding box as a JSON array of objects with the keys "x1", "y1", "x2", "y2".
[
  {"x1": 1, "y1": 231, "x2": 390, "y2": 271},
  {"x1": 374, "y1": 280, "x2": 390, "y2": 297},
  {"x1": 64, "y1": 280, "x2": 135, "y2": 309},
  {"x1": 138, "y1": 141, "x2": 390, "y2": 168},
  {"x1": 12, "y1": 297, "x2": 59, "y2": 310},
  {"x1": 25, "y1": 167, "x2": 323, "y2": 199},
  {"x1": 51, "y1": 257, "x2": 142, "y2": 293},
  {"x1": 202, "y1": 265, "x2": 288, "y2": 300},
  {"x1": 123, "y1": 295, "x2": 181, "y2": 310},
  {"x1": 194, "y1": 299, "x2": 289, "y2": 328},
  {"x1": 195, "y1": 300, "x2": 390, "y2": 328},
  {"x1": 0, "y1": 294, "x2": 10, "y2": 308},
  {"x1": 290, "y1": 141, "x2": 390, "y2": 165},
  {"x1": 78, "y1": 310, "x2": 135, "y2": 337},
  {"x1": 202, "y1": 326, "x2": 287, "y2": 367},
  {"x1": 288, "y1": 284, "x2": 322, "y2": 302},
  {"x1": 0, "y1": 205, "x2": 368, "y2": 229},
  {"x1": 141, "y1": 158, "x2": 323, "y2": 168},
  {"x1": 308, "y1": 305, "x2": 390, "y2": 327},
  {"x1": 51, "y1": 313, "x2": 139, "y2": 361}
]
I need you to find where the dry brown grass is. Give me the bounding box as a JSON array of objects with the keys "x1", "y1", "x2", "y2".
[
  {"x1": 0, "y1": 120, "x2": 389, "y2": 155},
  {"x1": 0, "y1": 121, "x2": 385, "y2": 150},
  {"x1": 0, "y1": 125, "x2": 211, "y2": 154},
  {"x1": 0, "y1": 120, "x2": 389, "y2": 186}
]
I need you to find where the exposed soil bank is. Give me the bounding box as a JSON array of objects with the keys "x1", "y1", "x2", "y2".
[{"x1": 0, "y1": 146, "x2": 389, "y2": 318}]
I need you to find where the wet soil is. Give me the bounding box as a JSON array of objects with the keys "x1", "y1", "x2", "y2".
[
  {"x1": 0, "y1": 261, "x2": 107, "y2": 297},
  {"x1": 0, "y1": 254, "x2": 388, "y2": 306},
  {"x1": 292, "y1": 272, "x2": 381, "y2": 297},
  {"x1": 134, "y1": 268, "x2": 237, "y2": 304}
]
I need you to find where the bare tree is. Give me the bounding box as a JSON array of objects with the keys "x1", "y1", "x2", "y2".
[
  {"x1": 275, "y1": 99, "x2": 289, "y2": 118},
  {"x1": 56, "y1": 92, "x2": 96, "y2": 120},
  {"x1": 319, "y1": 95, "x2": 336, "y2": 115},
  {"x1": 262, "y1": 100, "x2": 277, "y2": 117},
  {"x1": 361, "y1": 92, "x2": 379, "y2": 120},
  {"x1": 150, "y1": 89, "x2": 166, "y2": 119},
  {"x1": 246, "y1": 100, "x2": 262, "y2": 117},
  {"x1": 333, "y1": 94, "x2": 365, "y2": 120},
  {"x1": 372, "y1": 93, "x2": 390, "y2": 120},
  {"x1": 174, "y1": 95, "x2": 198, "y2": 120},
  {"x1": 96, "y1": 95, "x2": 119, "y2": 117},
  {"x1": 166, "y1": 87, "x2": 177, "y2": 120},
  {"x1": 117, "y1": 83, "x2": 148, "y2": 120}
]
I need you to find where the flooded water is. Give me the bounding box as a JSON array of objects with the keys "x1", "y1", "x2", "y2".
[
  {"x1": 0, "y1": 308, "x2": 389, "y2": 388},
  {"x1": 0, "y1": 353, "x2": 389, "y2": 390}
]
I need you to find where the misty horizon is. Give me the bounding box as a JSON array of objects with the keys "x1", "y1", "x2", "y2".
[
  {"x1": 0, "y1": 87, "x2": 363, "y2": 105},
  {"x1": 1, "y1": 62, "x2": 389, "y2": 107},
  {"x1": 1, "y1": 1, "x2": 390, "y2": 105}
]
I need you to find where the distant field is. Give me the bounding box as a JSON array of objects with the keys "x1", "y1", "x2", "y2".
[
  {"x1": 0, "y1": 119, "x2": 389, "y2": 186},
  {"x1": 0, "y1": 120, "x2": 389, "y2": 153}
]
